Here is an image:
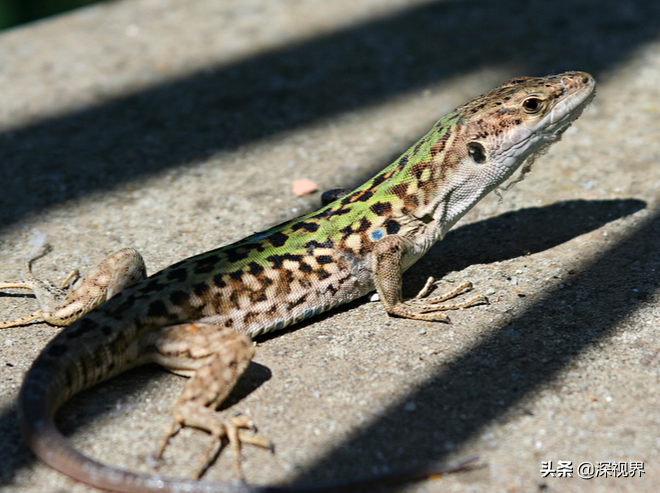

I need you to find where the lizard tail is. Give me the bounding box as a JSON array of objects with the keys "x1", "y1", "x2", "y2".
[
  {"x1": 17, "y1": 325, "x2": 477, "y2": 492},
  {"x1": 17, "y1": 362, "x2": 477, "y2": 492},
  {"x1": 17, "y1": 354, "x2": 271, "y2": 493}
]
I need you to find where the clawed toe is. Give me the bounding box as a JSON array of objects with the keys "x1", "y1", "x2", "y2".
[
  {"x1": 158, "y1": 414, "x2": 272, "y2": 481},
  {"x1": 388, "y1": 279, "x2": 488, "y2": 321}
]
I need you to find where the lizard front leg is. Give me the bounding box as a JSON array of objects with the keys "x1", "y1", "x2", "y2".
[
  {"x1": 373, "y1": 235, "x2": 487, "y2": 322},
  {"x1": 151, "y1": 322, "x2": 272, "y2": 480},
  {"x1": 0, "y1": 247, "x2": 146, "y2": 328}
]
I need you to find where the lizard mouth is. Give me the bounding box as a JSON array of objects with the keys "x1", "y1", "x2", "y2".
[
  {"x1": 497, "y1": 72, "x2": 596, "y2": 195},
  {"x1": 547, "y1": 72, "x2": 597, "y2": 131},
  {"x1": 534, "y1": 73, "x2": 596, "y2": 152}
]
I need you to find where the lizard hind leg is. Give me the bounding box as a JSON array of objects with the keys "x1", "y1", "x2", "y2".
[
  {"x1": 151, "y1": 323, "x2": 272, "y2": 480},
  {"x1": 0, "y1": 247, "x2": 146, "y2": 328}
]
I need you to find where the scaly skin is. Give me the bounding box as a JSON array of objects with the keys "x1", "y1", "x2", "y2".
[{"x1": 15, "y1": 71, "x2": 595, "y2": 493}]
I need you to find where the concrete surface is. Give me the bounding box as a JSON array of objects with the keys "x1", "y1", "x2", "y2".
[{"x1": 1, "y1": 0, "x2": 660, "y2": 492}]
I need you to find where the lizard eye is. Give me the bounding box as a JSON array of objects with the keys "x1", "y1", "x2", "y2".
[
  {"x1": 467, "y1": 142, "x2": 487, "y2": 164},
  {"x1": 522, "y1": 97, "x2": 543, "y2": 114}
]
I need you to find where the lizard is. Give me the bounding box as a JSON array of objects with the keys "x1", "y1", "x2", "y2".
[{"x1": 7, "y1": 71, "x2": 595, "y2": 493}]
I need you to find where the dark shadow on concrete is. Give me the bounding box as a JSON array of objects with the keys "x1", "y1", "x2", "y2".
[
  {"x1": 1, "y1": 0, "x2": 659, "y2": 230},
  {"x1": 410, "y1": 198, "x2": 647, "y2": 285},
  {"x1": 0, "y1": 365, "x2": 161, "y2": 487},
  {"x1": 288, "y1": 210, "x2": 660, "y2": 486},
  {"x1": 0, "y1": 360, "x2": 272, "y2": 487},
  {"x1": 0, "y1": 197, "x2": 644, "y2": 487},
  {"x1": 2, "y1": 0, "x2": 660, "y2": 490}
]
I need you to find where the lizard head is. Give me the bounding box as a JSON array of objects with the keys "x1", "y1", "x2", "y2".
[
  {"x1": 462, "y1": 71, "x2": 596, "y2": 181},
  {"x1": 430, "y1": 71, "x2": 596, "y2": 235}
]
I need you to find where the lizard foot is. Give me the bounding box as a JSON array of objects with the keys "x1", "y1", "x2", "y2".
[
  {"x1": 373, "y1": 235, "x2": 487, "y2": 323},
  {"x1": 386, "y1": 279, "x2": 488, "y2": 323},
  {"x1": 153, "y1": 323, "x2": 272, "y2": 480},
  {"x1": 157, "y1": 412, "x2": 273, "y2": 480},
  {"x1": 412, "y1": 278, "x2": 488, "y2": 312},
  {"x1": 0, "y1": 247, "x2": 146, "y2": 328}
]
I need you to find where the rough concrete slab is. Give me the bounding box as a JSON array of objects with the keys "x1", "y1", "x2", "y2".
[{"x1": 1, "y1": 0, "x2": 660, "y2": 492}]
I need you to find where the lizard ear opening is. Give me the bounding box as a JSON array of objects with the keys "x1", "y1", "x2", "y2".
[{"x1": 467, "y1": 142, "x2": 487, "y2": 164}]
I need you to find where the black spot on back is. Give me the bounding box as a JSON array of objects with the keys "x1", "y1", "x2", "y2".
[
  {"x1": 356, "y1": 217, "x2": 372, "y2": 233},
  {"x1": 314, "y1": 207, "x2": 334, "y2": 219},
  {"x1": 266, "y1": 253, "x2": 303, "y2": 269},
  {"x1": 250, "y1": 292, "x2": 268, "y2": 303},
  {"x1": 410, "y1": 163, "x2": 425, "y2": 180},
  {"x1": 169, "y1": 290, "x2": 189, "y2": 306},
  {"x1": 194, "y1": 255, "x2": 219, "y2": 275},
  {"x1": 261, "y1": 277, "x2": 274, "y2": 288},
  {"x1": 193, "y1": 282, "x2": 210, "y2": 297},
  {"x1": 282, "y1": 269, "x2": 295, "y2": 283},
  {"x1": 430, "y1": 138, "x2": 447, "y2": 158},
  {"x1": 370, "y1": 202, "x2": 392, "y2": 216},
  {"x1": 337, "y1": 274, "x2": 351, "y2": 285},
  {"x1": 304, "y1": 240, "x2": 333, "y2": 254},
  {"x1": 229, "y1": 291, "x2": 242, "y2": 309},
  {"x1": 268, "y1": 232, "x2": 288, "y2": 248},
  {"x1": 213, "y1": 274, "x2": 227, "y2": 288},
  {"x1": 370, "y1": 174, "x2": 387, "y2": 188},
  {"x1": 248, "y1": 262, "x2": 264, "y2": 276},
  {"x1": 224, "y1": 248, "x2": 250, "y2": 264},
  {"x1": 385, "y1": 220, "x2": 401, "y2": 235},
  {"x1": 243, "y1": 312, "x2": 259, "y2": 326},
  {"x1": 142, "y1": 278, "x2": 163, "y2": 294},
  {"x1": 413, "y1": 139, "x2": 426, "y2": 154},
  {"x1": 331, "y1": 207, "x2": 351, "y2": 217},
  {"x1": 166, "y1": 268, "x2": 188, "y2": 283},
  {"x1": 349, "y1": 190, "x2": 373, "y2": 203},
  {"x1": 320, "y1": 284, "x2": 338, "y2": 296},
  {"x1": 66, "y1": 318, "x2": 97, "y2": 339},
  {"x1": 390, "y1": 183, "x2": 408, "y2": 199},
  {"x1": 147, "y1": 300, "x2": 169, "y2": 318},
  {"x1": 339, "y1": 225, "x2": 354, "y2": 236},
  {"x1": 291, "y1": 222, "x2": 320, "y2": 233}
]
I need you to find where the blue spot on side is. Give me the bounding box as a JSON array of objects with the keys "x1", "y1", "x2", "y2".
[{"x1": 371, "y1": 229, "x2": 384, "y2": 241}]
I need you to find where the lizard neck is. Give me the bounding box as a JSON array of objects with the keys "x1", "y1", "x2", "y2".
[{"x1": 303, "y1": 109, "x2": 472, "y2": 257}]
